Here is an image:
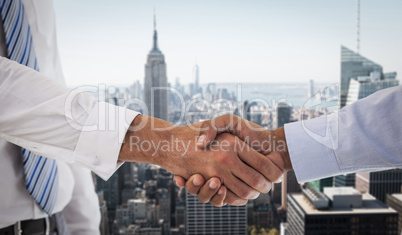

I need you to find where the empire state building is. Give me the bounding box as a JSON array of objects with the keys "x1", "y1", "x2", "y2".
[{"x1": 144, "y1": 15, "x2": 168, "y2": 121}]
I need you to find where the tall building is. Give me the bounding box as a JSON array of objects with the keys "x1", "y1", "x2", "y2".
[
  {"x1": 334, "y1": 173, "x2": 356, "y2": 187},
  {"x1": 308, "y1": 177, "x2": 333, "y2": 192},
  {"x1": 356, "y1": 170, "x2": 402, "y2": 203},
  {"x1": 276, "y1": 102, "x2": 291, "y2": 129},
  {"x1": 308, "y1": 79, "x2": 314, "y2": 98},
  {"x1": 287, "y1": 187, "x2": 398, "y2": 235},
  {"x1": 346, "y1": 72, "x2": 398, "y2": 105},
  {"x1": 157, "y1": 188, "x2": 171, "y2": 226},
  {"x1": 193, "y1": 64, "x2": 200, "y2": 95},
  {"x1": 95, "y1": 173, "x2": 119, "y2": 232},
  {"x1": 128, "y1": 199, "x2": 147, "y2": 223},
  {"x1": 340, "y1": 45, "x2": 383, "y2": 108},
  {"x1": 387, "y1": 194, "x2": 402, "y2": 234},
  {"x1": 144, "y1": 14, "x2": 168, "y2": 120},
  {"x1": 98, "y1": 192, "x2": 110, "y2": 235},
  {"x1": 186, "y1": 193, "x2": 247, "y2": 235}
]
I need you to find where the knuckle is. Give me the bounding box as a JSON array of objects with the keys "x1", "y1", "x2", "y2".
[
  {"x1": 216, "y1": 152, "x2": 230, "y2": 165},
  {"x1": 250, "y1": 174, "x2": 265, "y2": 190},
  {"x1": 210, "y1": 199, "x2": 223, "y2": 207},
  {"x1": 257, "y1": 157, "x2": 270, "y2": 173},
  {"x1": 238, "y1": 188, "x2": 251, "y2": 199}
]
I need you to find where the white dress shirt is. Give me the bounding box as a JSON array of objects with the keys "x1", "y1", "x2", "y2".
[
  {"x1": 285, "y1": 85, "x2": 402, "y2": 183},
  {"x1": 0, "y1": 0, "x2": 139, "y2": 233}
]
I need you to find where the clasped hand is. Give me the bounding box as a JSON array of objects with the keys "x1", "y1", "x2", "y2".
[{"x1": 120, "y1": 114, "x2": 292, "y2": 207}]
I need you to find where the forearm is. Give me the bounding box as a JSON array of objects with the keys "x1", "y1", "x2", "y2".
[{"x1": 119, "y1": 114, "x2": 174, "y2": 165}]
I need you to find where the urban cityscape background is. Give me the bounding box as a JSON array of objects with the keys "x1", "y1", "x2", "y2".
[{"x1": 54, "y1": 0, "x2": 401, "y2": 234}]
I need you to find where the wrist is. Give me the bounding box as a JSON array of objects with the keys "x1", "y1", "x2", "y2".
[
  {"x1": 119, "y1": 115, "x2": 175, "y2": 166},
  {"x1": 272, "y1": 127, "x2": 292, "y2": 171}
]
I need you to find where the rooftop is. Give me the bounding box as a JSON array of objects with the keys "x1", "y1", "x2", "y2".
[
  {"x1": 290, "y1": 193, "x2": 396, "y2": 215},
  {"x1": 390, "y1": 194, "x2": 402, "y2": 202}
]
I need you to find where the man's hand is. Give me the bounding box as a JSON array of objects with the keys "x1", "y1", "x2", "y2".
[
  {"x1": 173, "y1": 114, "x2": 292, "y2": 206},
  {"x1": 119, "y1": 115, "x2": 277, "y2": 201}
]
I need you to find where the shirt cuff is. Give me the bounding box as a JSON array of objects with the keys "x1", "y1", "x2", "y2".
[
  {"x1": 73, "y1": 102, "x2": 140, "y2": 180},
  {"x1": 284, "y1": 115, "x2": 341, "y2": 183}
]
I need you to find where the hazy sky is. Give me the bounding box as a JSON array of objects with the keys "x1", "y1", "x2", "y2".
[{"x1": 53, "y1": 0, "x2": 401, "y2": 86}]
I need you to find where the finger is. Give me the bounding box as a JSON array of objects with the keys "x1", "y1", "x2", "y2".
[
  {"x1": 197, "y1": 120, "x2": 218, "y2": 148},
  {"x1": 174, "y1": 176, "x2": 186, "y2": 188},
  {"x1": 235, "y1": 138, "x2": 284, "y2": 186},
  {"x1": 210, "y1": 185, "x2": 227, "y2": 207},
  {"x1": 197, "y1": 114, "x2": 268, "y2": 153},
  {"x1": 223, "y1": 189, "x2": 248, "y2": 206},
  {"x1": 224, "y1": 173, "x2": 260, "y2": 200},
  {"x1": 185, "y1": 174, "x2": 205, "y2": 195},
  {"x1": 197, "y1": 114, "x2": 239, "y2": 148},
  {"x1": 197, "y1": 178, "x2": 221, "y2": 203}
]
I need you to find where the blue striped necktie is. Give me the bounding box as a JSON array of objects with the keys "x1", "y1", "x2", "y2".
[{"x1": 0, "y1": 0, "x2": 59, "y2": 215}]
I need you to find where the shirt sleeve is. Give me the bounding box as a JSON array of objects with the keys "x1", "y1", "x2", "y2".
[
  {"x1": 0, "y1": 57, "x2": 139, "y2": 180},
  {"x1": 285, "y1": 85, "x2": 402, "y2": 183}
]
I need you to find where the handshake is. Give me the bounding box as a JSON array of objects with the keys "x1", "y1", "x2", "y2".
[{"x1": 119, "y1": 114, "x2": 293, "y2": 207}]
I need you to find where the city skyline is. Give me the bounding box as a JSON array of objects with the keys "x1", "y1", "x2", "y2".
[{"x1": 54, "y1": 0, "x2": 401, "y2": 86}]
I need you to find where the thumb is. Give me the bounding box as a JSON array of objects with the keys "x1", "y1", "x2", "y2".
[{"x1": 196, "y1": 119, "x2": 218, "y2": 149}]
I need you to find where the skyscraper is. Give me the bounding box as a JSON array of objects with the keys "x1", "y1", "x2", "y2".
[
  {"x1": 186, "y1": 193, "x2": 247, "y2": 235},
  {"x1": 144, "y1": 14, "x2": 168, "y2": 121},
  {"x1": 346, "y1": 72, "x2": 398, "y2": 105},
  {"x1": 356, "y1": 170, "x2": 402, "y2": 203},
  {"x1": 387, "y1": 194, "x2": 402, "y2": 234},
  {"x1": 193, "y1": 64, "x2": 200, "y2": 95},
  {"x1": 334, "y1": 173, "x2": 356, "y2": 188},
  {"x1": 95, "y1": 173, "x2": 119, "y2": 233},
  {"x1": 308, "y1": 79, "x2": 314, "y2": 98},
  {"x1": 276, "y1": 102, "x2": 291, "y2": 129},
  {"x1": 340, "y1": 46, "x2": 383, "y2": 108}
]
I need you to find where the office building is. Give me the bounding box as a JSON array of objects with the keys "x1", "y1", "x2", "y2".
[
  {"x1": 387, "y1": 194, "x2": 402, "y2": 234},
  {"x1": 157, "y1": 188, "x2": 171, "y2": 226},
  {"x1": 128, "y1": 199, "x2": 147, "y2": 223},
  {"x1": 356, "y1": 170, "x2": 402, "y2": 203},
  {"x1": 287, "y1": 187, "x2": 398, "y2": 235},
  {"x1": 144, "y1": 15, "x2": 168, "y2": 120},
  {"x1": 334, "y1": 173, "x2": 356, "y2": 188},
  {"x1": 193, "y1": 64, "x2": 200, "y2": 95},
  {"x1": 340, "y1": 46, "x2": 383, "y2": 108},
  {"x1": 95, "y1": 173, "x2": 119, "y2": 231},
  {"x1": 175, "y1": 201, "x2": 186, "y2": 227},
  {"x1": 276, "y1": 102, "x2": 291, "y2": 129},
  {"x1": 98, "y1": 192, "x2": 110, "y2": 235},
  {"x1": 346, "y1": 72, "x2": 399, "y2": 105},
  {"x1": 116, "y1": 204, "x2": 130, "y2": 228},
  {"x1": 186, "y1": 193, "x2": 247, "y2": 235},
  {"x1": 308, "y1": 177, "x2": 333, "y2": 192},
  {"x1": 308, "y1": 79, "x2": 314, "y2": 98}
]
